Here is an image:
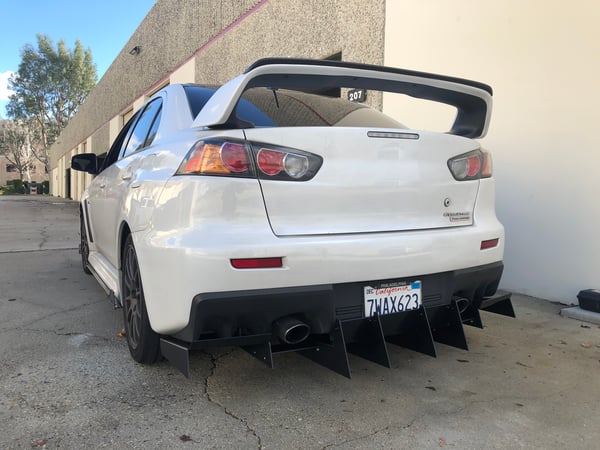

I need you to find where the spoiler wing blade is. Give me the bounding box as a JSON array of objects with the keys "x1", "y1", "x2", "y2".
[{"x1": 192, "y1": 58, "x2": 492, "y2": 138}]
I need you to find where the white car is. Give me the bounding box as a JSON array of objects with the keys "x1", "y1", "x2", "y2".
[{"x1": 72, "y1": 58, "x2": 514, "y2": 377}]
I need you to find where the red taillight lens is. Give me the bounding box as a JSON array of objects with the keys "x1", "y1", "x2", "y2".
[
  {"x1": 448, "y1": 149, "x2": 492, "y2": 181},
  {"x1": 220, "y1": 142, "x2": 249, "y2": 173},
  {"x1": 257, "y1": 149, "x2": 285, "y2": 176},
  {"x1": 480, "y1": 238, "x2": 499, "y2": 250},
  {"x1": 466, "y1": 155, "x2": 481, "y2": 177},
  {"x1": 231, "y1": 257, "x2": 283, "y2": 269}
]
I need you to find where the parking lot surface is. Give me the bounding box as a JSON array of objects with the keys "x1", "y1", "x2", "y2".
[{"x1": 1, "y1": 196, "x2": 599, "y2": 449}]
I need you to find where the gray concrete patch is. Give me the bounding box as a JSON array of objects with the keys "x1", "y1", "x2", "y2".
[
  {"x1": 0, "y1": 196, "x2": 79, "y2": 253},
  {"x1": 1, "y1": 196, "x2": 599, "y2": 449}
]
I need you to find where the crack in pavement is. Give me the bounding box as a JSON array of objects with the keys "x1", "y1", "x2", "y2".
[
  {"x1": 202, "y1": 350, "x2": 263, "y2": 449},
  {"x1": 0, "y1": 247, "x2": 79, "y2": 255},
  {"x1": 321, "y1": 415, "x2": 422, "y2": 449},
  {"x1": 39, "y1": 227, "x2": 49, "y2": 250}
]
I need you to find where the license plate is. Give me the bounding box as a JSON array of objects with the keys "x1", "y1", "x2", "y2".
[{"x1": 364, "y1": 281, "x2": 422, "y2": 318}]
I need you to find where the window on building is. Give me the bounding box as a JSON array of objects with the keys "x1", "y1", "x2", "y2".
[
  {"x1": 6, "y1": 164, "x2": 17, "y2": 173},
  {"x1": 146, "y1": 81, "x2": 169, "y2": 99},
  {"x1": 121, "y1": 109, "x2": 134, "y2": 128},
  {"x1": 320, "y1": 52, "x2": 342, "y2": 98}
]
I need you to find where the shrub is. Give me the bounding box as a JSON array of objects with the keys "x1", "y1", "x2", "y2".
[
  {"x1": 1, "y1": 184, "x2": 17, "y2": 195},
  {"x1": 9, "y1": 179, "x2": 26, "y2": 194}
]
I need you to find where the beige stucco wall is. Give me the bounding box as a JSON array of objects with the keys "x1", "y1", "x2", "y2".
[{"x1": 384, "y1": 0, "x2": 600, "y2": 303}]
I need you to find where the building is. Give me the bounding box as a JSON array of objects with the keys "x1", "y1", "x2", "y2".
[
  {"x1": 0, "y1": 155, "x2": 47, "y2": 187},
  {"x1": 49, "y1": 0, "x2": 600, "y2": 304}
]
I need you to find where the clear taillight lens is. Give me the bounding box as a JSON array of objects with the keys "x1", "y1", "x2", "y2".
[
  {"x1": 177, "y1": 140, "x2": 321, "y2": 181},
  {"x1": 448, "y1": 149, "x2": 492, "y2": 181},
  {"x1": 283, "y1": 153, "x2": 309, "y2": 178}
]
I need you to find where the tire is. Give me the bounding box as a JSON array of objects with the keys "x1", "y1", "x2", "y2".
[
  {"x1": 121, "y1": 234, "x2": 160, "y2": 364},
  {"x1": 80, "y1": 216, "x2": 92, "y2": 275}
]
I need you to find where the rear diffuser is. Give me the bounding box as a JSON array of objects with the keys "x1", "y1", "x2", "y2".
[{"x1": 160, "y1": 293, "x2": 514, "y2": 378}]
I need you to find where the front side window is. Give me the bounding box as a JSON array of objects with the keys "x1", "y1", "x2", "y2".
[{"x1": 98, "y1": 111, "x2": 140, "y2": 172}]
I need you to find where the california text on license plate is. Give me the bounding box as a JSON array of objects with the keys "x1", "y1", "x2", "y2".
[{"x1": 364, "y1": 281, "x2": 422, "y2": 318}]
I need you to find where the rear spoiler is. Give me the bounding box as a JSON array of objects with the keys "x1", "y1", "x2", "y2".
[{"x1": 193, "y1": 58, "x2": 493, "y2": 138}]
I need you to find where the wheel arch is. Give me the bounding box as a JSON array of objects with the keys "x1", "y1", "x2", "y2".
[{"x1": 118, "y1": 221, "x2": 132, "y2": 271}]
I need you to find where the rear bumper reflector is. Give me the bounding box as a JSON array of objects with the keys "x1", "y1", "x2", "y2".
[
  {"x1": 231, "y1": 257, "x2": 283, "y2": 269},
  {"x1": 480, "y1": 238, "x2": 499, "y2": 250}
]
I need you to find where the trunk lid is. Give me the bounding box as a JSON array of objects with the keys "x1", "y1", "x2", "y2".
[{"x1": 244, "y1": 127, "x2": 480, "y2": 236}]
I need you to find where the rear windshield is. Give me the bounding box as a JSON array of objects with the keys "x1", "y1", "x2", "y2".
[
  {"x1": 237, "y1": 88, "x2": 405, "y2": 128},
  {"x1": 184, "y1": 84, "x2": 405, "y2": 129}
]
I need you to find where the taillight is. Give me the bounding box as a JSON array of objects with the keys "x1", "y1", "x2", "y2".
[
  {"x1": 177, "y1": 140, "x2": 321, "y2": 181},
  {"x1": 256, "y1": 148, "x2": 311, "y2": 179},
  {"x1": 448, "y1": 149, "x2": 492, "y2": 181},
  {"x1": 177, "y1": 140, "x2": 251, "y2": 177},
  {"x1": 480, "y1": 151, "x2": 492, "y2": 178}
]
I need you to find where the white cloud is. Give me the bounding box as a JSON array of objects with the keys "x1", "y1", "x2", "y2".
[{"x1": 0, "y1": 71, "x2": 15, "y2": 101}]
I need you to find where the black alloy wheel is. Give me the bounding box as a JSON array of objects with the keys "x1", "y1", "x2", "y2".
[
  {"x1": 121, "y1": 234, "x2": 160, "y2": 364},
  {"x1": 80, "y1": 215, "x2": 92, "y2": 275}
]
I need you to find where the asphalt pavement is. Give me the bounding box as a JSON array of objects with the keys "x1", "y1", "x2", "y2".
[{"x1": 1, "y1": 195, "x2": 599, "y2": 449}]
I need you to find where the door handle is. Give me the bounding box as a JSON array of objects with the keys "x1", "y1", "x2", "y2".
[
  {"x1": 122, "y1": 174, "x2": 132, "y2": 181},
  {"x1": 100, "y1": 183, "x2": 106, "y2": 189}
]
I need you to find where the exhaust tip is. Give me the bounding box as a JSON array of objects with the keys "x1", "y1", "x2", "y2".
[{"x1": 273, "y1": 317, "x2": 311, "y2": 344}]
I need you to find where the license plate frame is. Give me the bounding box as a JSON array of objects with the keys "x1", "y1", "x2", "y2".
[{"x1": 363, "y1": 280, "x2": 422, "y2": 318}]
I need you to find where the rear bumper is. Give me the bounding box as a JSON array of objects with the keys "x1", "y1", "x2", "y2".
[{"x1": 173, "y1": 261, "x2": 504, "y2": 342}]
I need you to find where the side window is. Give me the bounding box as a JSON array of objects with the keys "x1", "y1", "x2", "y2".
[
  {"x1": 144, "y1": 105, "x2": 162, "y2": 148},
  {"x1": 98, "y1": 111, "x2": 141, "y2": 172},
  {"x1": 122, "y1": 98, "x2": 163, "y2": 158}
]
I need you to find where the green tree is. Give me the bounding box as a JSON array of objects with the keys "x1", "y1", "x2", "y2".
[
  {"x1": 6, "y1": 34, "x2": 97, "y2": 173},
  {"x1": 0, "y1": 120, "x2": 33, "y2": 181}
]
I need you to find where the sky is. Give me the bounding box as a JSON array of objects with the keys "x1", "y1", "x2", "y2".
[{"x1": 0, "y1": 0, "x2": 157, "y2": 118}]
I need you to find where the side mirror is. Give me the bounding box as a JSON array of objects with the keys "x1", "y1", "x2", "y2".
[{"x1": 71, "y1": 153, "x2": 99, "y2": 175}]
